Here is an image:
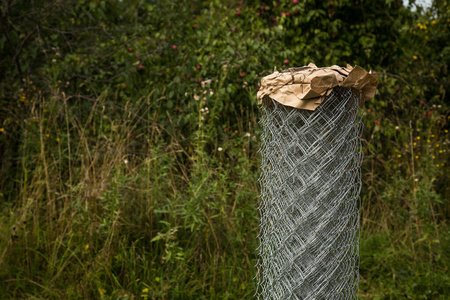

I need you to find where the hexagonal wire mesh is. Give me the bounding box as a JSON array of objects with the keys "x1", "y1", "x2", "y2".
[{"x1": 255, "y1": 87, "x2": 364, "y2": 300}]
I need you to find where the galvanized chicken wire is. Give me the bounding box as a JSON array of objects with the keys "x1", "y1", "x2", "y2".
[{"x1": 255, "y1": 87, "x2": 364, "y2": 300}]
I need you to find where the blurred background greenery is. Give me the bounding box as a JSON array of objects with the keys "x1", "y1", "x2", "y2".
[{"x1": 0, "y1": 0, "x2": 448, "y2": 299}]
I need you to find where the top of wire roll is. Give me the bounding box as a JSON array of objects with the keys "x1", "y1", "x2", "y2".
[{"x1": 257, "y1": 63, "x2": 378, "y2": 111}]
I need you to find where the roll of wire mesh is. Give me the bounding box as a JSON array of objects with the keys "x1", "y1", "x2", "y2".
[{"x1": 255, "y1": 86, "x2": 363, "y2": 300}]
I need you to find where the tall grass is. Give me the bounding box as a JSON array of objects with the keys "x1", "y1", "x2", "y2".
[
  {"x1": 0, "y1": 87, "x2": 448, "y2": 299},
  {"x1": 0, "y1": 90, "x2": 260, "y2": 299}
]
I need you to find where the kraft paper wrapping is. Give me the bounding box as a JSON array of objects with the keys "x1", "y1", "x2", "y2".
[{"x1": 257, "y1": 63, "x2": 378, "y2": 111}]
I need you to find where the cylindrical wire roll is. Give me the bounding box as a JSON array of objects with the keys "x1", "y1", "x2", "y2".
[{"x1": 255, "y1": 87, "x2": 363, "y2": 300}]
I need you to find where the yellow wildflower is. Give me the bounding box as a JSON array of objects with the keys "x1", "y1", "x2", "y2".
[
  {"x1": 427, "y1": 139, "x2": 431, "y2": 143},
  {"x1": 98, "y1": 288, "x2": 106, "y2": 298},
  {"x1": 56, "y1": 138, "x2": 60, "y2": 142},
  {"x1": 413, "y1": 142, "x2": 417, "y2": 146},
  {"x1": 415, "y1": 155, "x2": 419, "y2": 159},
  {"x1": 397, "y1": 154, "x2": 401, "y2": 158},
  {"x1": 432, "y1": 156, "x2": 435, "y2": 159},
  {"x1": 0, "y1": 128, "x2": 4, "y2": 132},
  {"x1": 439, "y1": 150, "x2": 443, "y2": 153},
  {"x1": 413, "y1": 55, "x2": 418, "y2": 60},
  {"x1": 436, "y1": 144, "x2": 439, "y2": 147}
]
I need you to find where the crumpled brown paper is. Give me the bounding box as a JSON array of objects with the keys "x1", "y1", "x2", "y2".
[{"x1": 257, "y1": 63, "x2": 378, "y2": 110}]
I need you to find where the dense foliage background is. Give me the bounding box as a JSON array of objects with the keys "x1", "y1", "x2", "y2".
[{"x1": 0, "y1": 0, "x2": 449, "y2": 298}]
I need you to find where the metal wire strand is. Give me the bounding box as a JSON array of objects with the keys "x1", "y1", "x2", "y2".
[{"x1": 255, "y1": 87, "x2": 364, "y2": 300}]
